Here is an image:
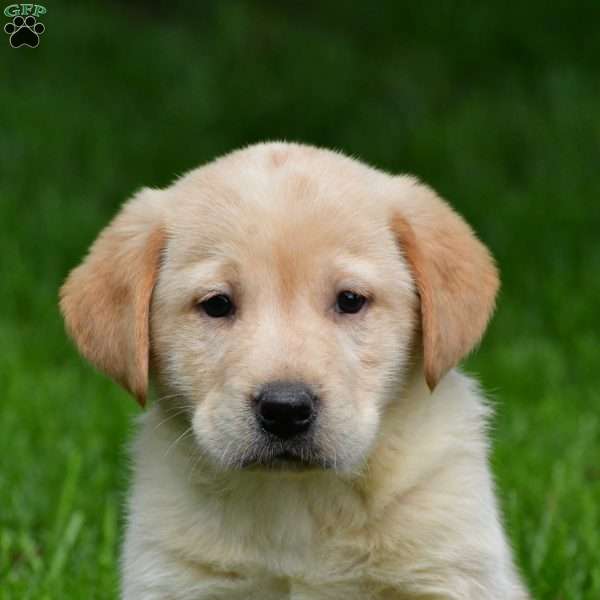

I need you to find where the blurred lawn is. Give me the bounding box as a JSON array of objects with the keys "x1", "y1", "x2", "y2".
[{"x1": 1, "y1": 2, "x2": 599, "y2": 598}]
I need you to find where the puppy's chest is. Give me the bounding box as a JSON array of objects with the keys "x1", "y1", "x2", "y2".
[
  {"x1": 182, "y1": 490, "x2": 390, "y2": 597},
  {"x1": 190, "y1": 530, "x2": 386, "y2": 600}
]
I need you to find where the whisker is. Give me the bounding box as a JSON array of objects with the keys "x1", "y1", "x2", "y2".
[
  {"x1": 221, "y1": 440, "x2": 234, "y2": 469},
  {"x1": 164, "y1": 426, "x2": 194, "y2": 457},
  {"x1": 186, "y1": 450, "x2": 206, "y2": 483},
  {"x1": 156, "y1": 392, "x2": 185, "y2": 402},
  {"x1": 152, "y1": 406, "x2": 191, "y2": 432}
]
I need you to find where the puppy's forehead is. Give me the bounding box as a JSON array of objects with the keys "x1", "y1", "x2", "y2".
[{"x1": 166, "y1": 144, "x2": 396, "y2": 268}]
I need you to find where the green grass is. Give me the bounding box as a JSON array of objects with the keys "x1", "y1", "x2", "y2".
[{"x1": 1, "y1": 2, "x2": 599, "y2": 598}]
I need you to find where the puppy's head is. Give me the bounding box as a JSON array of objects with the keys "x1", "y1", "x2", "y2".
[{"x1": 60, "y1": 143, "x2": 498, "y2": 474}]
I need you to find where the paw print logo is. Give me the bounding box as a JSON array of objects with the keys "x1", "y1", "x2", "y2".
[{"x1": 4, "y1": 15, "x2": 45, "y2": 48}]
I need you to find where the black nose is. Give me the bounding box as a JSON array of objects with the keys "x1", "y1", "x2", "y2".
[{"x1": 255, "y1": 381, "x2": 318, "y2": 439}]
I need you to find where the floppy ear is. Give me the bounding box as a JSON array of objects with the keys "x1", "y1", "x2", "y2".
[
  {"x1": 59, "y1": 189, "x2": 166, "y2": 406},
  {"x1": 391, "y1": 178, "x2": 499, "y2": 390}
]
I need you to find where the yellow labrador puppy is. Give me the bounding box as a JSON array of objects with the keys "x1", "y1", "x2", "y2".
[{"x1": 60, "y1": 143, "x2": 529, "y2": 599}]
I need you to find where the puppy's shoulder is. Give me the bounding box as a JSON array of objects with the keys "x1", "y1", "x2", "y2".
[{"x1": 366, "y1": 370, "x2": 494, "y2": 510}]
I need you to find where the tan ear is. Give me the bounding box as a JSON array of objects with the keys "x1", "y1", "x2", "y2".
[
  {"x1": 391, "y1": 178, "x2": 499, "y2": 390},
  {"x1": 59, "y1": 189, "x2": 166, "y2": 405}
]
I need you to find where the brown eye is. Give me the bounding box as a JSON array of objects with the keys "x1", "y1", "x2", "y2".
[
  {"x1": 199, "y1": 294, "x2": 234, "y2": 318},
  {"x1": 336, "y1": 291, "x2": 366, "y2": 314}
]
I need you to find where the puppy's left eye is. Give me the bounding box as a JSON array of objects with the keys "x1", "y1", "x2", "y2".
[
  {"x1": 199, "y1": 294, "x2": 235, "y2": 318},
  {"x1": 336, "y1": 291, "x2": 367, "y2": 314}
]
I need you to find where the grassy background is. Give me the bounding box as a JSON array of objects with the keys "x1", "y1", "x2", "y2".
[{"x1": 1, "y1": 1, "x2": 599, "y2": 598}]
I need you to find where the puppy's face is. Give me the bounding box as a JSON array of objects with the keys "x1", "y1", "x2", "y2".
[
  {"x1": 60, "y1": 143, "x2": 499, "y2": 476},
  {"x1": 151, "y1": 174, "x2": 416, "y2": 473}
]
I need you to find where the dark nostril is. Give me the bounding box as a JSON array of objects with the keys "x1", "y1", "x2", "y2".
[{"x1": 255, "y1": 381, "x2": 318, "y2": 439}]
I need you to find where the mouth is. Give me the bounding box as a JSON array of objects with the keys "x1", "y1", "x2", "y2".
[{"x1": 241, "y1": 448, "x2": 327, "y2": 472}]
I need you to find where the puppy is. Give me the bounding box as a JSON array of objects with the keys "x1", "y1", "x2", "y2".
[{"x1": 60, "y1": 142, "x2": 529, "y2": 599}]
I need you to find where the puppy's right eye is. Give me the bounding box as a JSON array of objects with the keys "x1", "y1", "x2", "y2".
[
  {"x1": 336, "y1": 290, "x2": 367, "y2": 314},
  {"x1": 198, "y1": 294, "x2": 235, "y2": 318}
]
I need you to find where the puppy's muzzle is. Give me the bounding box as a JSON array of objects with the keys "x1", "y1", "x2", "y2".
[{"x1": 254, "y1": 381, "x2": 318, "y2": 439}]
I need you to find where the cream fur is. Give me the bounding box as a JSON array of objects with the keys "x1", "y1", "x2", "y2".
[
  {"x1": 122, "y1": 372, "x2": 527, "y2": 599},
  {"x1": 60, "y1": 142, "x2": 529, "y2": 599}
]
